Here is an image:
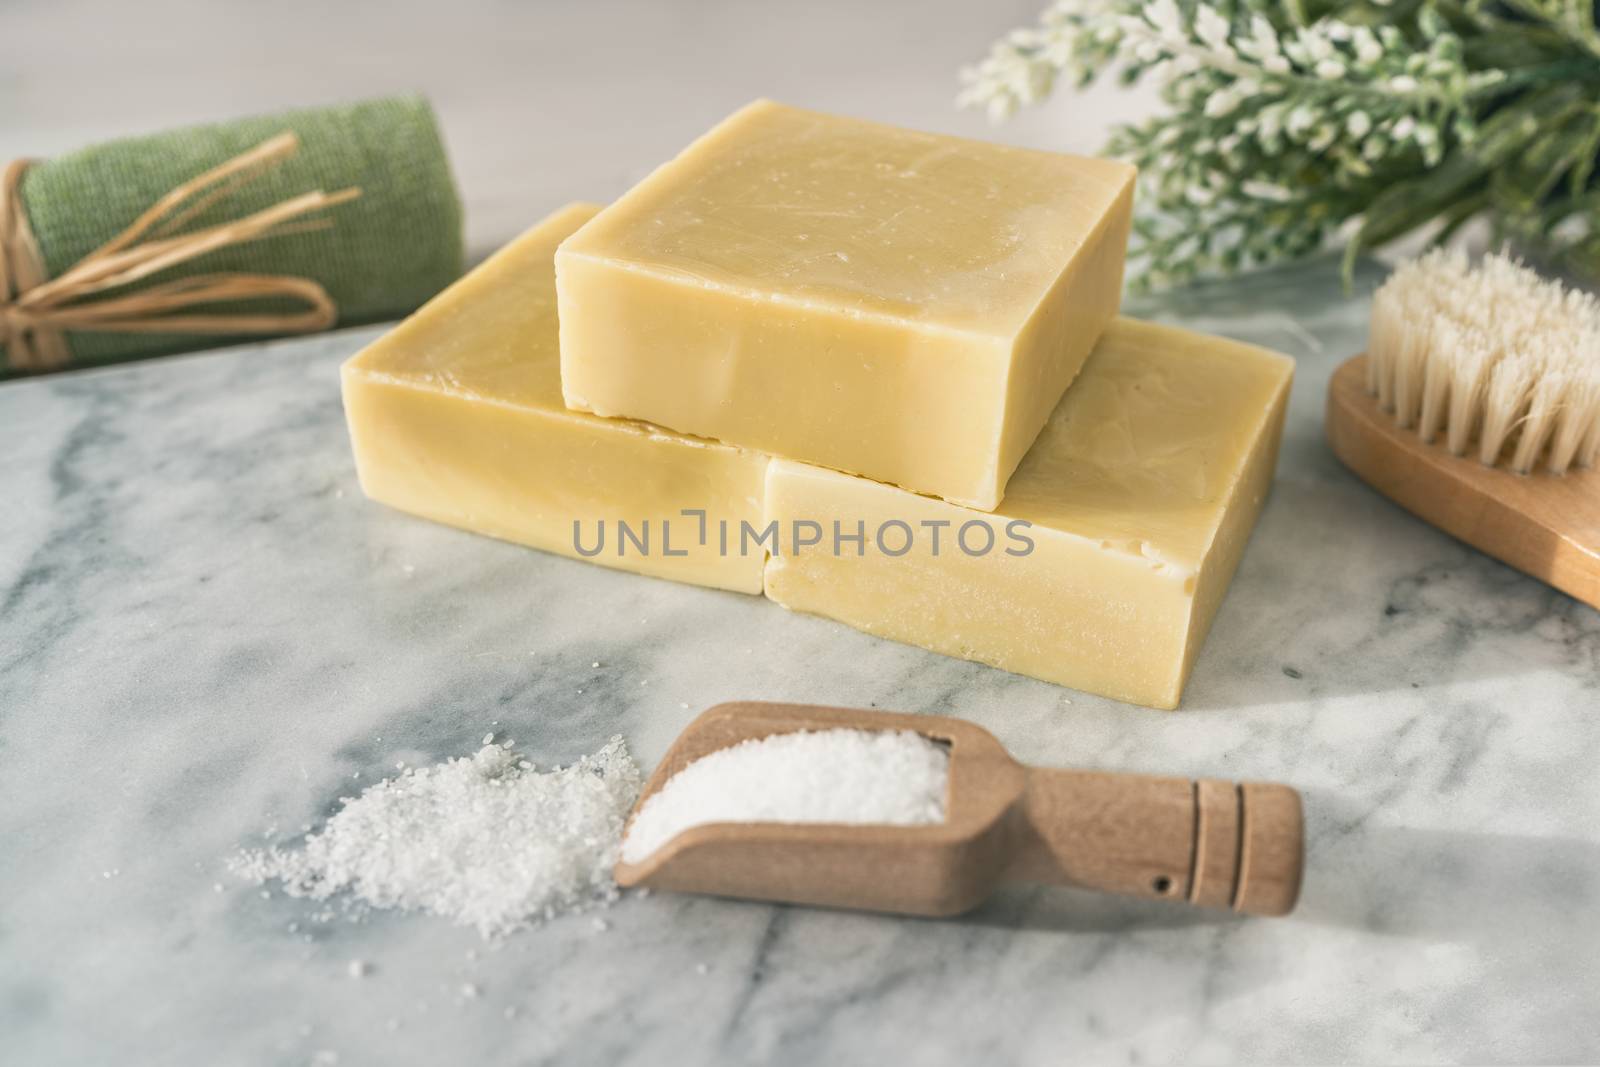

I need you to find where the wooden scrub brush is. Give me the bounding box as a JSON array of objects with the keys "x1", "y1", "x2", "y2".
[{"x1": 1327, "y1": 250, "x2": 1600, "y2": 609}]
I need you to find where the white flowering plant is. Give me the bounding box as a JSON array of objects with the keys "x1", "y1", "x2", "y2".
[{"x1": 960, "y1": 0, "x2": 1600, "y2": 287}]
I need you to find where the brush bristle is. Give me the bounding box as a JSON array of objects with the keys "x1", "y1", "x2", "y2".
[{"x1": 1367, "y1": 249, "x2": 1600, "y2": 475}]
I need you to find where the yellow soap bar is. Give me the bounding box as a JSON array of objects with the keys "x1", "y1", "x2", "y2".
[
  {"x1": 762, "y1": 319, "x2": 1293, "y2": 709},
  {"x1": 556, "y1": 99, "x2": 1135, "y2": 510},
  {"x1": 342, "y1": 203, "x2": 769, "y2": 594}
]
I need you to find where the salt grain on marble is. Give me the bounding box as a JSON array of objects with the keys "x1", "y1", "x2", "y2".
[
  {"x1": 620, "y1": 729, "x2": 949, "y2": 864},
  {"x1": 231, "y1": 737, "x2": 642, "y2": 938}
]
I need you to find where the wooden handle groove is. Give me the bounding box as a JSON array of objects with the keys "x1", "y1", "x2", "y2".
[{"x1": 1190, "y1": 779, "x2": 1241, "y2": 909}]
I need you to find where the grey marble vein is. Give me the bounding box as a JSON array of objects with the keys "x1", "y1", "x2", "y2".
[{"x1": 2, "y1": 258, "x2": 1598, "y2": 1066}]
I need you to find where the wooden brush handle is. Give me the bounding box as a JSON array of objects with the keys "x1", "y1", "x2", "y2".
[
  {"x1": 1327, "y1": 354, "x2": 1600, "y2": 610},
  {"x1": 1008, "y1": 769, "x2": 1303, "y2": 916}
]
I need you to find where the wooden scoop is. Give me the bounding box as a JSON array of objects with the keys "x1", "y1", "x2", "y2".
[
  {"x1": 1327, "y1": 354, "x2": 1600, "y2": 610},
  {"x1": 615, "y1": 702, "x2": 1304, "y2": 918}
]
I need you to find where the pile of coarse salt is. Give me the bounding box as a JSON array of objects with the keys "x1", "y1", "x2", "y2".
[
  {"x1": 231, "y1": 735, "x2": 642, "y2": 938},
  {"x1": 620, "y1": 728, "x2": 949, "y2": 864}
]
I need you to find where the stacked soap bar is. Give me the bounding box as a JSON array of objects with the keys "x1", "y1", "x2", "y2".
[
  {"x1": 557, "y1": 100, "x2": 1135, "y2": 511},
  {"x1": 343, "y1": 203, "x2": 767, "y2": 594},
  {"x1": 343, "y1": 100, "x2": 1294, "y2": 709},
  {"x1": 764, "y1": 319, "x2": 1292, "y2": 709}
]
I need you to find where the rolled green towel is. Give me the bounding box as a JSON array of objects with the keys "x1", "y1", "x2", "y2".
[{"x1": 5, "y1": 94, "x2": 463, "y2": 376}]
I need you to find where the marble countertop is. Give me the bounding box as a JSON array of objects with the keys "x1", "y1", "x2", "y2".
[{"x1": 3, "y1": 259, "x2": 1598, "y2": 1066}]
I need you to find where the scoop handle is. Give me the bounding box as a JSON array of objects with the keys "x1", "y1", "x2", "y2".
[{"x1": 1007, "y1": 768, "x2": 1303, "y2": 916}]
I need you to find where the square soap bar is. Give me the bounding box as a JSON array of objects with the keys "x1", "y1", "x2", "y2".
[
  {"x1": 762, "y1": 319, "x2": 1294, "y2": 709},
  {"x1": 342, "y1": 203, "x2": 769, "y2": 594},
  {"x1": 556, "y1": 99, "x2": 1135, "y2": 510}
]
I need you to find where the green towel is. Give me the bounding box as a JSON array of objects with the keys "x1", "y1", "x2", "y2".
[{"x1": 8, "y1": 94, "x2": 463, "y2": 375}]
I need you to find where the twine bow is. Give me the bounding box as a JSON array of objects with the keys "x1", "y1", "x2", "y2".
[{"x1": 0, "y1": 132, "x2": 360, "y2": 373}]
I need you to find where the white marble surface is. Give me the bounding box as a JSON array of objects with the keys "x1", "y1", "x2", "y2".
[{"x1": 3, "y1": 257, "x2": 1598, "y2": 1065}]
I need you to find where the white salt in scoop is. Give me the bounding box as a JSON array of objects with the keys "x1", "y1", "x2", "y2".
[
  {"x1": 615, "y1": 702, "x2": 1306, "y2": 918},
  {"x1": 620, "y1": 728, "x2": 948, "y2": 864}
]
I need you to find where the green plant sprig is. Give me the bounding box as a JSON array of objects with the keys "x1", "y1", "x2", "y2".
[{"x1": 959, "y1": 0, "x2": 1600, "y2": 287}]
